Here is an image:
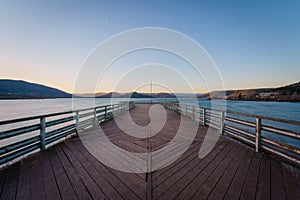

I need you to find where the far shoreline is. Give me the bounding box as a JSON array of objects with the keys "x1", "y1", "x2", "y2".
[
  {"x1": 198, "y1": 97, "x2": 300, "y2": 103},
  {"x1": 1, "y1": 96, "x2": 299, "y2": 103}
]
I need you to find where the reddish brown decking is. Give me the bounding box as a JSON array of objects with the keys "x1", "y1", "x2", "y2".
[{"x1": 0, "y1": 104, "x2": 299, "y2": 200}]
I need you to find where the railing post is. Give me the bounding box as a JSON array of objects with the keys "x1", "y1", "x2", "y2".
[
  {"x1": 255, "y1": 118, "x2": 262, "y2": 152},
  {"x1": 192, "y1": 106, "x2": 195, "y2": 121},
  {"x1": 185, "y1": 105, "x2": 188, "y2": 116},
  {"x1": 202, "y1": 108, "x2": 206, "y2": 126},
  {"x1": 104, "y1": 106, "x2": 107, "y2": 120},
  {"x1": 220, "y1": 111, "x2": 225, "y2": 135},
  {"x1": 40, "y1": 117, "x2": 46, "y2": 151},
  {"x1": 75, "y1": 111, "x2": 79, "y2": 135},
  {"x1": 181, "y1": 104, "x2": 183, "y2": 115},
  {"x1": 116, "y1": 105, "x2": 119, "y2": 115},
  {"x1": 94, "y1": 108, "x2": 97, "y2": 125}
]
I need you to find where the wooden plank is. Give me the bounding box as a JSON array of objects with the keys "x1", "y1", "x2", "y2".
[
  {"x1": 40, "y1": 150, "x2": 61, "y2": 200},
  {"x1": 270, "y1": 159, "x2": 286, "y2": 200},
  {"x1": 55, "y1": 145, "x2": 92, "y2": 199},
  {"x1": 60, "y1": 142, "x2": 119, "y2": 199},
  {"x1": 282, "y1": 163, "x2": 300, "y2": 200},
  {"x1": 91, "y1": 139, "x2": 146, "y2": 178},
  {"x1": 0, "y1": 163, "x2": 20, "y2": 200},
  {"x1": 47, "y1": 147, "x2": 78, "y2": 200},
  {"x1": 192, "y1": 145, "x2": 243, "y2": 199},
  {"x1": 67, "y1": 139, "x2": 143, "y2": 200},
  {"x1": 0, "y1": 169, "x2": 7, "y2": 197},
  {"x1": 117, "y1": 140, "x2": 148, "y2": 154},
  {"x1": 256, "y1": 155, "x2": 271, "y2": 200},
  {"x1": 223, "y1": 148, "x2": 254, "y2": 200},
  {"x1": 155, "y1": 141, "x2": 235, "y2": 199},
  {"x1": 175, "y1": 143, "x2": 240, "y2": 200},
  {"x1": 153, "y1": 140, "x2": 221, "y2": 187},
  {"x1": 205, "y1": 145, "x2": 250, "y2": 200},
  {"x1": 240, "y1": 152, "x2": 262, "y2": 200},
  {"x1": 16, "y1": 159, "x2": 31, "y2": 200},
  {"x1": 152, "y1": 141, "x2": 201, "y2": 184},
  {"x1": 30, "y1": 154, "x2": 46, "y2": 200}
]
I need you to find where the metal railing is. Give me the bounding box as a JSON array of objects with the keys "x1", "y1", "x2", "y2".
[
  {"x1": 164, "y1": 102, "x2": 300, "y2": 166},
  {"x1": 0, "y1": 102, "x2": 135, "y2": 168}
]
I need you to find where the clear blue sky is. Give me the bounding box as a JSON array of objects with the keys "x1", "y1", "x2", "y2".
[{"x1": 0, "y1": 0, "x2": 299, "y2": 93}]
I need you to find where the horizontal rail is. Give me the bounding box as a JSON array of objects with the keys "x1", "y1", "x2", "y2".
[
  {"x1": 46, "y1": 116, "x2": 74, "y2": 128},
  {"x1": 261, "y1": 137, "x2": 300, "y2": 155},
  {"x1": 224, "y1": 124, "x2": 255, "y2": 139},
  {"x1": 46, "y1": 124, "x2": 76, "y2": 138},
  {"x1": 206, "y1": 112, "x2": 220, "y2": 119},
  {"x1": 224, "y1": 128, "x2": 255, "y2": 146},
  {"x1": 0, "y1": 124, "x2": 40, "y2": 139},
  {"x1": 262, "y1": 146, "x2": 300, "y2": 166},
  {"x1": 225, "y1": 116, "x2": 255, "y2": 128},
  {"x1": 262, "y1": 125, "x2": 300, "y2": 140},
  {"x1": 79, "y1": 111, "x2": 95, "y2": 119},
  {"x1": 0, "y1": 143, "x2": 40, "y2": 165},
  {"x1": 46, "y1": 128, "x2": 76, "y2": 145},
  {"x1": 0, "y1": 136, "x2": 40, "y2": 155}
]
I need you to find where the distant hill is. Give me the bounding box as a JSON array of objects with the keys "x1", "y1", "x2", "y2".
[
  {"x1": 272, "y1": 81, "x2": 300, "y2": 95},
  {"x1": 150, "y1": 92, "x2": 176, "y2": 98},
  {"x1": 0, "y1": 79, "x2": 71, "y2": 99},
  {"x1": 95, "y1": 92, "x2": 154, "y2": 98},
  {"x1": 175, "y1": 93, "x2": 202, "y2": 98},
  {"x1": 77, "y1": 92, "x2": 176, "y2": 98},
  {"x1": 198, "y1": 81, "x2": 300, "y2": 102}
]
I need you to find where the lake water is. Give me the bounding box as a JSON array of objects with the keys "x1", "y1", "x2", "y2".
[{"x1": 0, "y1": 98, "x2": 299, "y2": 122}]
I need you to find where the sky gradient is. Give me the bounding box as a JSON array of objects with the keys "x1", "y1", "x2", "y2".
[{"x1": 0, "y1": 0, "x2": 299, "y2": 93}]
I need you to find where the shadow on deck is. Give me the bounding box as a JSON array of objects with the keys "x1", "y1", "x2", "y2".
[{"x1": 0, "y1": 104, "x2": 299, "y2": 200}]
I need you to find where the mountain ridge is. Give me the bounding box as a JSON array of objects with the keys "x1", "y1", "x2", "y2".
[{"x1": 0, "y1": 79, "x2": 71, "y2": 99}]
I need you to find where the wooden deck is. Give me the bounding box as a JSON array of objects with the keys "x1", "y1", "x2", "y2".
[{"x1": 0, "y1": 104, "x2": 299, "y2": 200}]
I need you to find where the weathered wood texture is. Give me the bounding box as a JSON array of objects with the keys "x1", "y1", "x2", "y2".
[{"x1": 0, "y1": 104, "x2": 299, "y2": 200}]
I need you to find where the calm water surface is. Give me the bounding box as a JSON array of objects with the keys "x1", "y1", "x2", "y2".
[{"x1": 0, "y1": 98, "x2": 299, "y2": 122}]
